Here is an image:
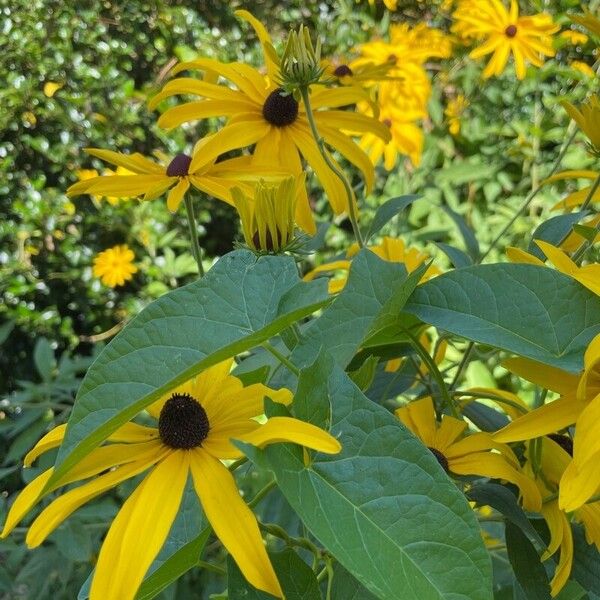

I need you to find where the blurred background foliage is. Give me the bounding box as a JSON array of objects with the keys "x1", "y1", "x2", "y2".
[{"x1": 0, "y1": 0, "x2": 597, "y2": 597}]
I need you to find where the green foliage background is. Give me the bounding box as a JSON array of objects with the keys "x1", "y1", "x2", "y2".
[{"x1": 0, "y1": 0, "x2": 597, "y2": 597}]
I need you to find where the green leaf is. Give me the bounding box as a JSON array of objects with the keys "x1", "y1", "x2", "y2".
[
  {"x1": 266, "y1": 363, "x2": 493, "y2": 600},
  {"x1": 348, "y1": 355, "x2": 379, "y2": 391},
  {"x1": 405, "y1": 264, "x2": 600, "y2": 372},
  {"x1": 467, "y1": 483, "x2": 544, "y2": 549},
  {"x1": 33, "y1": 338, "x2": 56, "y2": 381},
  {"x1": 441, "y1": 205, "x2": 480, "y2": 260},
  {"x1": 462, "y1": 401, "x2": 509, "y2": 432},
  {"x1": 572, "y1": 224, "x2": 598, "y2": 243},
  {"x1": 505, "y1": 521, "x2": 551, "y2": 600},
  {"x1": 434, "y1": 242, "x2": 473, "y2": 268},
  {"x1": 435, "y1": 162, "x2": 497, "y2": 187},
  {"x1": 227, "y1": 549, "x2": 321, "y2": 600},
  {"x1": 528, "y1": 212, "x2": 587, "y2": 260},
  {"x1": 364, "y1": 195, "x2": 419, "y2": 241},
  {"x1": 331, "y1": 564, "x2": 378, "y2": 600},
  {"x1": 0, "y1": 320, "x2": 14, "y2": 346},
  {"x1": 570, "y1": 524, "x2": 600, "y2": 592},
  {"x1": 48, "y1": 250, "x2": 330, "y2": 489}
]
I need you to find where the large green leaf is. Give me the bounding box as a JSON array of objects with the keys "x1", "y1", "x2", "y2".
[
  {"x1": 405, "y1": 264, "x2": 600, "y2": 372},
  {"x1": 264, "y1": 361, "x2": 493, "y2": 600},
  {"x1": 48, "y1": 250, "x2": 330, "y2": 487}
]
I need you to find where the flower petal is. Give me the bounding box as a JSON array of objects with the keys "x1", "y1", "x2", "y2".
[
  {"x1": 67, "y1": 175, "x2": 170, "y2": 199},
  {"x1": 395, "y1": 397, "x2": 437, "y2": 447},
  {"x1": 24, "y1": 424, "x2": 67, "y2": 467},
  {"x1": 90, "y1": 451, "x2": 188, "y2": 600},
  {"x1": 85, "y1": 149, "x2": 163, "y2": 174},
  {"x1": 190, "y1": 449, "x2": 282, "y2": 597},
  {"x1": 541, "y1": 502, "x2": 573, "y2": 597},
  {"x1": 502, "y1": 356, "x2": 578, "y2": 395},
  {"x1": 166, "y1": 178, "x2": 190, "y2": 212}
]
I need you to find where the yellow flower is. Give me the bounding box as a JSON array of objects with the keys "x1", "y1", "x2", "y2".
[
  {"x1": 304, "y1": 236, "x2": 438, "y2": 294},
  {"x1": 452, "y1": 0, "x2": 559, "y2": 79},
  {"x1": 367, "y1": 0, "x2": 398, "y2": 11},
  {"x1": 148, "y1": 11, "x2": 389, "y2": 231},
  {"x1": 43, "y1": 81, "x2": 63, "y2": 97},
  {"x1": 494, "y1": 331, "x2": 600, "y2": 444},
  {"x1": 569, "y1": 10, "x2": 600, "y2": 38},
  {"x1": 0, "y1": 360, "x2": 341, "y2": 600},
  {"x1": 524, "y1": 438, "x2": 600, "y2": 596},
  {"x1": 570, "y1": 60, "x2": 595, "y2": 77},
  {"x1": 562, "y1": 95, "x2": 600, "y2": 152},
  {"x1": 233, "y1": 176, "x2": 300, "y2": 253},
  {"x1": 560, "y1": 30, "x2": 589, "y2": 45},
  {"x1": 93, "y1": 245, "x2": 138, "y2": 288},
  {"x1": 396, "y1": 397, "x2": 541, "y2": 511},
  {"x1": 68, "y1": 142, "x2": 276, "y2": 213},
  {"x1": 445, "y1": 94, "x2": 469, "y2": 136}
]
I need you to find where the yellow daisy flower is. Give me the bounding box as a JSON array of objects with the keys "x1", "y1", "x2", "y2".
[
  {"x1": 67, "y1": 141, "x2": 277, "y2": 213},
  {"x1": 560, "y1": 30, "x2": 589, "y2": 45},
  {"x1": 148, "y1": 11, "x2": 389, "y2": 231},
  {"x1": 452, "y1": 0, "x2": 559, "y2": 79},
  {"x1": 524, "y1": 438, "x2": 600, "y2": 596},
  {"x1": 0, "y1": 359, "x2": 341, "y2": 600},
  {"x1": 562, "y1": 95, "x2": 600, "y2": 153},
  {"x1": 303, "y1": 236, "x2": 439, "y2": 294},
  {"x1": 445, "y1": 94, "x2": 469, "y2": 136},
  {"x1": 93, "y1": 245, "x2": 138, "y2": 288},
  {"x1": 396, "y1": 396, "x2": 541, "y2": 511}
]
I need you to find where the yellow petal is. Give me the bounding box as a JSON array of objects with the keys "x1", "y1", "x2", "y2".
[
  {"x1": 190, "y1": 449, "x2": 283, "y2": 598},
  {"x1": 67, "y1": 175, "x2": 169, "y2": 199},
  {"x1": 559, "y1": 458, "x2": 600, "y2": 512},
  {"x1": 90, "y1": 451, "x2": 188, "y2": 600},
  {"x1": 506, "y1": 246, "x2": 545, "y2": 265},
  {"x1": 26, "y1": 453, "x2": 164, "y2": 547},
  {"x1": 314, "y1": 110, "x2": 391, "y2": 142},
  {"x1": 108, "y1": 422, "x2": 160, "y2": 443},
  {"x1": 236, "y1": 416, "x2": 342, "y2": 454},
  {"x1": 24, "y1": 424, "x2": 67, "y2": 467},
  {"x1": 534, "y1": 240, "x2": 577, "y2": 275},
  {"x1": 395, "y1": 397, "x2": 437, "y2": 447},
  {"x1": 541, "y1": 503, "x2": 573, "y2": 597},
  {"x1": 166, "y1": 178, "x2": 190, "y2": 212},
  {"x1": 234, "y1": 10, "x2": 279, "y2": 81},
  {"x1": 502, "y1": 356, "x2": 578, "y2": 395},
  {"x1": 0, "y1": 469, "x2": 54, "y2": 538},
  {"x1": 432, "y1": 416, "x2": 468, "y2": 452}
]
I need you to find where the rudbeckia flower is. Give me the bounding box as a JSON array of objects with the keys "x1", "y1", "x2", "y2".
[
  {"x1": 67, "y1": 140, "x2": 281, "y2": 213},
  {"x1": 524, "y1": 438, "x2": 600, "y2": 596},
  {"x1": 452, "y1": 0, "x2": 559, "y2": 79},
  {"x1": 396, "y1": 397, "x2": 541, "y2": 511},
  {"x1": 93, "y1": 244, "x2": 138, "y2": 288},
  {"x1": 148, "y1": 11, "x2": 389, "y2": 232},
  {"x1": 494, "y1": 331, "x2": 600, "y2": 444},
  {"x1": 1, "y1": 359, "x2": 341, "y2": 600}
]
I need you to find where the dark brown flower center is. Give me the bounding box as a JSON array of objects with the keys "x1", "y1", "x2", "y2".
[
  {"x1": 428, "y1": 447, "x2": 450, "y2": 473},
  {"x1": 166, "y1": 153, "x2": 192, "y2": 177},
  {"x1": 505, "y1": 24, "x2": 518, "y2": 38},
  {"x1": 387, "y1": 54, "x2": 397, "y2": 64},
  {"x1": 262, "y1": 88, "x2": 299, "y2": 127},
  {"x1": 252, "y1": 229, "x2": 282, "y2": 252},
  {"x1": 158, "y1": 393, "x2": 209, "y2": 449},
  {"x1": 547, "y1": 434, "x2": 573, "y2": 457},
  {"x1": 333, "y1": 64, "x2": 353, "y2": 77}
]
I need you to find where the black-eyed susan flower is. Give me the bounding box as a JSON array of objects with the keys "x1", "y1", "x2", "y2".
[
  {"x1": 452, "y1": 0, "x2": 559, "y2": 79},
  {"x1": 93, "y1": 244, "x2": 137, "y2": 288},
  {"x1": 233, "y1": 176, "x2": 301, "y2": 253},
  {"x1": 396, "y1": 396, "x2": 541, "y2": 511},
  {"x1": 562, "y1": 95, "x2": 600, "y2": 153},
  {"x1": 524, "y1": 438, "x2": 600, "y2": 596},
  {"x1": 148, "y1": 11, "x2": 389, "y2": 232},
  {"x1": 445, "y1": 94, "x2": 469, "y2": 136},
  {"x1": 1, "y1": 359, "x2": 341, "y2": 600},
  {"x1": 67, "y1": 141, "x2": 279, "y2": 213}
]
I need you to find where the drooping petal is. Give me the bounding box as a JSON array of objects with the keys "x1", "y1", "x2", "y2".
[
  {"x1": 85, "y1": 149, "x2": 164, "y2": 174},
  {"x1": 166, "y1": 178, "x2": 190, "y2": 212},
  {"x1": 90, "y1": 451, "x2": 188, "y2": 600},
  {"x1": 559, "y1": 458, "x2": 600, "y2": 512},
  {"x1": 67, "y1": 175, "x2": 170, "y2": 199},
  {"x1": 541, "y1": 502, "x2": 573, "y2": 597},
  {"x1": 235, "y1": 10, "x2": 279, "y2": 82},
  {"x1": 190, "y1": 449, "x2": 283, "y2": 598},
  {"x1": 502, "y1": 356, "x2": 578, "y2": 395},
  {"x1": 24, "y1": 424, "x2": 67, "y2": 466},
  {"x1": 235, "y1": 416, "x2": 342, "y2": 454}
]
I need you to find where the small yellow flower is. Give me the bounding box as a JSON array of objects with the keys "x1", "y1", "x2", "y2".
[
  {"x1": 570, "y1": 60, "x2": 595, "y2": 77},
  {"x1": 93, "y1": 245, "x2": 138, "y2": 288},
  {"x1": 560, "y1": 30, "x2": 589, "y2": 45},
  {"x1": 233, "y1": 177, "x2": 300, "y2": 253},
  {"x1": 396, "y1": 397, "x2": 541, "y2": 511},
  {"x1": 445, "y1": 94, "x2": 469, "y2": 136},
  {"x1": 43, "y1": 81, "x2": 63, "y2": 98},
  {"x1": 562, "y1": 95, "x2": 600, "y2": 153},
  {"x1": 453, "y1": 0, "x2": 559, "y2": 79},
  {"x1": 0, "y1": 360, "x2": 341, "y2": 600}
]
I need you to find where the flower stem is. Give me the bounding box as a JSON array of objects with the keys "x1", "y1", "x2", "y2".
[
  {"x1": 299, "y1": 86, "x2": 364, "y2": 248},
  {"x1": 184, "y1": 194, "x2": 205, "y2": 277},
  {"x1": 570, "y1": 173, "x2": 600, "y2": 264},
  {"x1": 248, "y1": 479, "x2": 277, "y2": 508},
  {"x1": 262, "y1": 341, "x2": 300, "y2": 376}
]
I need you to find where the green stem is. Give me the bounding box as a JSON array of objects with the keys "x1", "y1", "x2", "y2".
[
  {"x1": 449, "y1": 342, "x2": 474, "y2": 390},
  {"x1": 184, "y1": 194, "x2": 205, "y2": 277},
  {"x1": 259, "y1": 521, "x2": 321, "y2": 556},
  {"x1": 197, "y1": 560, "x2": 226, "y2": 575},
  {"x1": 299, "y1": 86, "x2": 364, "y2": 248},
  {"x1": 452, "y1": 390, "x2": 529, "y2": 414},
  {"x1": 248, "y1": 479, "x2": 277, "y2": 509},
  {"x1": 325, "y1": 556, "x2": 335, "y2": 600},
  {"x1": 262, "y1": 341, "x2": 300, "y2": 376}
]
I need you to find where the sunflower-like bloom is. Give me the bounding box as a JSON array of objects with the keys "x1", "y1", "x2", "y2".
[
  {"x1": 524, "y1": 438, "x2": 600, "y2": 596},
  {"x1": 303, "y1": 236, "x2": 439, "y2": 294},
  {"x1": 452, "y1": 0, "x2": 559, "y2": 79},
  {"x1": 396, "y1": 397, "x2": 541, "y2": 511},
  {"x1": 93, "y1": 244, "x2": 138, "y2": 288},
  {"x1": 67, "y1": 141, "x2": 279, "y2": 213},
  {"x1": 445, "y1": 94, "x2": 469, "y2": 136},
  {"x1": 494, "y1": 331, "x2": 600, "y2": 446},
  {"x1": 233, "y1": 176, "x2": 300, "y2": 253},
  {"x1": 563, "y1": 95, "x2": 600, "y2": 153},
  {"x1": 148, "y1": 11, "x2": 389, "y2": 231},
  {"x1": 1, "y1": 359, "x2": 341, "y2": 599}
]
